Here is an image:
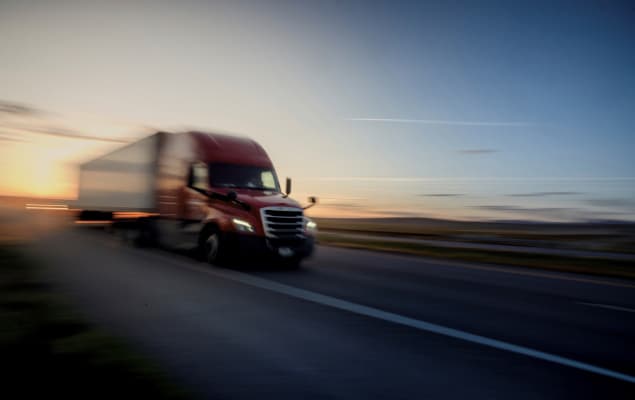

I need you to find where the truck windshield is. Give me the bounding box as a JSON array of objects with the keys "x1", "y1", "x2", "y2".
[{"x1": 209, "y1": 163, "x2": 280, "y2": 191}]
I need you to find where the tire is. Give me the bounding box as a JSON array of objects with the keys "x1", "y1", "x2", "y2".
[
  {"x1": 282, "y1": 257, "x2": 302, "y2": 269},
  {"x1": 133, "y1": 219, "x2": 157, "y2": 248},
  {"x1": 198, "y1": 227, "x2": 225, "y2": 266}
]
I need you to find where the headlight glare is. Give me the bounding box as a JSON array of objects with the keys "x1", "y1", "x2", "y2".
[
  {"x1": 305, "y1": 219, "x2": 318, "y2": 234},
  {"x1": 232, "y1": 218, "x2": 254, "y2": 233}
]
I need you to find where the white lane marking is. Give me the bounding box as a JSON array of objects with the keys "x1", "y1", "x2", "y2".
[
  {"x1": 143, "y1": 251, "x2": 635, "y2": 384},
  {"x1": 75, "y1": 233, "x2": 635, "y2": 383},
  {"x1": 578, "y1": 302, "x2": 635, "y2": 313}
]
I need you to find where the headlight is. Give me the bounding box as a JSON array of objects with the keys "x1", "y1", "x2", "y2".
[
  {"x1": 232, "y1": 218, "x2": 254, "y2": 233},
  {"x1": 305, "y1": 218, "x2": 318, "y2": 234}
]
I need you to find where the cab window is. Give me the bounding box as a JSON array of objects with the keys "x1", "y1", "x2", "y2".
[
  {"x1": 261, "y1": 171, "x2": 276, "y2": 189},
  {"x1": 189, "y1": 162, "x2": 209, "y2": 191}
]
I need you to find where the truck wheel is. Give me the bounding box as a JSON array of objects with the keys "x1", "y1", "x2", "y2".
[
  {"x1": 282, "y1": 257, "x2": 302, "y2": 269},
  {"x1": 199, "y1": 229, "x2": 225, "y2": 266},
  {"x1": 134, "y1": 219, "x2": 157, "y2": 248}
]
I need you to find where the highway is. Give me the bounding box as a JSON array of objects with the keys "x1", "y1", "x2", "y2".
[{"x1": 31, "y1": 228, "x2": 635, "y2": 399}]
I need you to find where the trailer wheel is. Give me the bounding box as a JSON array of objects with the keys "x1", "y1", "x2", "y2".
[
  {"x1": 199, "y1": 228, "x2": 225, "y2": 266},
  {"x1": 134, "y1": 219, "x2": 157, "y2": 248}
]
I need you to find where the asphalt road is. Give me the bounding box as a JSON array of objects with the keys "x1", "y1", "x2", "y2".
[{"x1": 31, "y1": 228, "x2": 635, "y2": 399}]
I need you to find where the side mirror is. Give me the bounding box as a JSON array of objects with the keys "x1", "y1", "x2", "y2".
[
  {"x1": 284, "y1": 177, "x2": 292, "y2": 198},
  {"x1": 303, "y1": 196, "x2": 318, "y2": 210},
  {"x1": 226, "y1": 191, "x2": 237, "y2": 201}
]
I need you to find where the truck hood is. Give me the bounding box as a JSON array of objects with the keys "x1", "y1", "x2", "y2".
[{"x1": 230, "y1": 190, "x2": 303, "y2": 210}]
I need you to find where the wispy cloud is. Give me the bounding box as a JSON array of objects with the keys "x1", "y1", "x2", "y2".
[
  {"x1": 476, "y1": 205, "x2": 570, "y2": 213},
  {"x1": 0, "y1": 100, "x2": 43, "y2": 117},
  {"x1": 418, "y1": 193, "x2": 464, "y2": 197},
  {"x1": 0, "y1": 134, "x2": 28, "y2": 142},
  {"x1": 507, "y1": 192, "x2": 581, "y2": 197},
  {"x1": 0, "y1": 99, "x2": 145, "y2": 143},
  {"x1": 347, "y1": 118, "x2": 532, "y2": 127},
  {"x1": 0, "y1": 123, "x2": 131, "y2": 143},
  {"x1": 27, "y1": 126, "x2": 131, "y2": 143},
  {"x1": 459, "y1": 149, "x2": 498, "y2": 155},
  {"x1": 586, "y1": 199, "x2": 635, "y2": 208},
  {"x1": 309, "y1": 177, "x2": 635, "y2": 182}
]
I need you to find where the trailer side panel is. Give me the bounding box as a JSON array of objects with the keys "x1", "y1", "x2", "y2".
[{"x1": 77, "y1": 133, "x2": 164, "y2": 212}]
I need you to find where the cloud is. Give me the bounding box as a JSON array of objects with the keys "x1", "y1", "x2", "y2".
[
  {"x1": 507, "y1": 192, "x2": 581, "y2": 197},
  {"x1": 310, "y1": 177, "x2": 635, "y2": 183},
  {"x1": 0, "y1": 100, "x2": 43, "y2": 116},
  {"x1": 586, "y1": 199, "x2": 635, "y2": 209},
  {"x1": 459, "y1": 149, "x2": 498, "y2": 155},
  {"x1": 0, "y1": 99, "x2": 144, "y2": 143},
  {"x1": 418, "y1": 193, "x2": 464, "y2": 197},
  {"x1": 27, "y1": 126, "x2": 131, "y2": 143},
  {"x1": 476, "y1": 205, "x2": 566, "y2": 212},
  {"x1": 0, "y1": 123, "x2": 131, "y2": 143},
  {"x1": 347, "y1": 118, "x2": 532, "y2": 127},
  {"x1": 0, "y1": 134, "x2": 28, "y2": 142}
]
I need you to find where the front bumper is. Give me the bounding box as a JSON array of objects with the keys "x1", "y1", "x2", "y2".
[{"x1": 222, "y1": 232, "x2": 315, "y2": 260}]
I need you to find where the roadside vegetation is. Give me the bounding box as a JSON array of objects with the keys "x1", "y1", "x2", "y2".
[
  {"x1": 317, "y1": 233, "x2": 635, "y2": 280},
  {"x1": 314, "y1": 218, "x2": 635, "y2": 254},
  {"x1": 0, "y1": 245, "x2": 190, "y2": 399}
]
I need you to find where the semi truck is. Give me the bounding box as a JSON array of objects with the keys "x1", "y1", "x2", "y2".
[{"x1": 76, "y1": 131, "x2": 317, "y2": 267}]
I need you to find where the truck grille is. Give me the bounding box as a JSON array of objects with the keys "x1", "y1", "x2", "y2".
[{"x1": 260, "y1": 207, "x2": 304, "y2": 239}]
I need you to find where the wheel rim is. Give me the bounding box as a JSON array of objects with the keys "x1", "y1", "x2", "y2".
[{"x1": 205, "y1": 233, "x2": 219, "y2": 263}]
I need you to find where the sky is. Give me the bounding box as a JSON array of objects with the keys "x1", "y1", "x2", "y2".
[{"x1": 0, "y1": 0, "x2": 634, "y2": 221}]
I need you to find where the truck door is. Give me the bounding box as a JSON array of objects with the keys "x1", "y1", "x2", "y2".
[
  {"x1": 178, "y1": 162, "x2": 209, "y2": 246},
  {"x1": 184, "y1": 162, "x2": 209, "y2": 220}
]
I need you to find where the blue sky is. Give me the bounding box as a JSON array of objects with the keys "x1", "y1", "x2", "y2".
[{"x1": 0, "y1": 0, "x2": 633, "y2": 221}]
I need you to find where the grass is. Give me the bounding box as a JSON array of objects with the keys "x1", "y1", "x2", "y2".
[
  {"x1": 317, "y1": 233, "x2": 635, "y2": 280},
  {"x1": 0, "y1": 246, "x2": 191, "y2": 399},
  {"x1": 314, "y1": 218, "x2": 635, "y2": 254}
]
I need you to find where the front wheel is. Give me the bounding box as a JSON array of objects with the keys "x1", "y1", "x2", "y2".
[
  {"x1": 281, "y1": 256, "x2": 303, "y2": 269},
  {"x1": 198, "y1": 229, "x2": 225, "y2": 266}
]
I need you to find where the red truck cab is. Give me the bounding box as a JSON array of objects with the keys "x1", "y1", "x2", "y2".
[{"x1": 157, "y1": 131, "x2": 316, "y2": 266}]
